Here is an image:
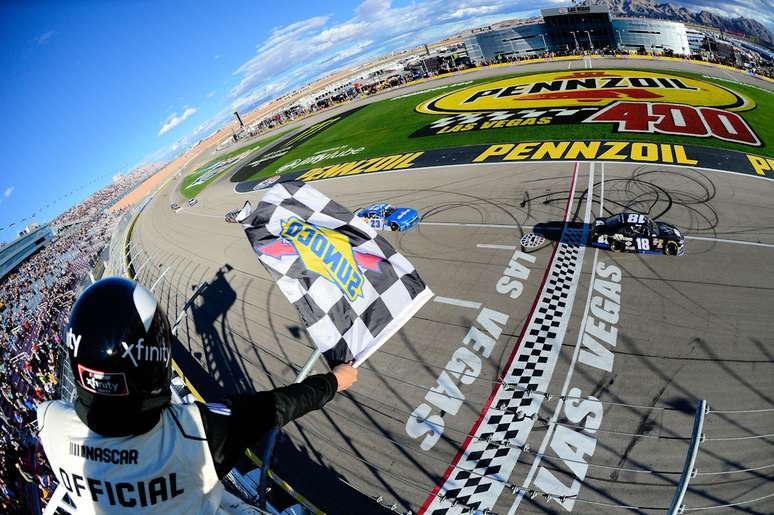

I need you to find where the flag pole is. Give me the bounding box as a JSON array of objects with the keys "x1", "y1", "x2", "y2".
[{"x1": 258, "y1": 348, "x2": 322, "y2": 509}]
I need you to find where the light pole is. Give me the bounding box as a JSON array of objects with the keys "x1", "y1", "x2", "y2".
[
  {"x1": 569, "y1": 31, "x2": 580, "y2": 52},
  {"x1": 616, "y1": 29, "x2": 624, "y2": 50},
  {"x1": 584, "y1": 29, "x2": 594, "y2": 51},
  {"x1": 540, "y1": 33, "x2": 548, "y2": 53}
]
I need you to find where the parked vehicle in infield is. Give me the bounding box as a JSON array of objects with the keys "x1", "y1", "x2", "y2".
[
  {"x1": 355, "y1": 203, "x2": 420, "y2": 231},
  {"x1": 187, "y1": 197, "x2": 199, "y2": 207},
  {"x1": 170, "y1": 203, "x2": 181, "y2": 212},
  {"x1": 591, "y1": 212, "x2": 684, "y2": 255}
]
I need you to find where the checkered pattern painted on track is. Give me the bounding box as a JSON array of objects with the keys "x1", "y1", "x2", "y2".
[{"x1": 423, "y1": 228, "x2": 586, "y2": 515}]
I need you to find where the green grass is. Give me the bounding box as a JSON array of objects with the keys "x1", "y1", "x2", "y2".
[
  {"x1": 238, "y1": 69, "x2": 773, "y2": 182},
  {"x1": 180, "y1": 128, "x2": 293, "y2": 198},
  {"x1": 214, "y1": 128, "x2": 294, "y2": 163}
]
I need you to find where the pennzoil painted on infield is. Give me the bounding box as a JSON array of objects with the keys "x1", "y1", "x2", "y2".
[
  {"x1": 414, "y1": 70, "x2": 760, "y2": 145},
  {"x1": 231, "y1": 68, "x2": 772, "y2": 186},
  {"x1": 235, "y1": 140, "x2": 774, "y2": 193}
]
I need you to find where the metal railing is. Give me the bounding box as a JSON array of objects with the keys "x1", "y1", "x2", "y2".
[{"x1": 668, "y1": 400, "x2": 708, "y2": 515}]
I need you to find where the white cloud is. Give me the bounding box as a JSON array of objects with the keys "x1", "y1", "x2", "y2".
[
  {"x1": 356, "y1": 0, "x2": 390, "y2": 19},
  {"x1": 230, "y1": 15, "x2": 330, "y2": 100},
  {"x1": 35, "y1": 30, "x2": 58, "y2": 45},
  {"x1": 671, "y1": 0, "x2": 773, "y2": 30},
  {"x1": 207, "y1": 90, "x2": 216, "y2": 98},
  {"x1": 158, "y1": 107, "x2": 198, "y2": 136},
  {"x1": 192, "y1": 112, "x2": 229, "y2": 136},
  {"x1": 445, "y1": 5, "x2": 499, "y2": 19},
  {"x1": 231, "y1": 80, "x2": 290, "y2": 113},
  {"x1": 226, "y1": 0, "x2": 534, "y2": 109},
  {"x1": 3, "y1": 187, "x2": 13, "y2": 199},
  {"x1": 187, "y1": 1, "x2": 541, "y2": 143},
  {"x1": 311, "y1": 22, "x2": 369, "y2": 49},
  {"x1": 321, "y1": 40, "x2": 374, "y2": 66}
]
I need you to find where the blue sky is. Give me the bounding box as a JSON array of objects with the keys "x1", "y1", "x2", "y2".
[{"x1": 0, "y1": 0, "x2": 768, "y2": 241}]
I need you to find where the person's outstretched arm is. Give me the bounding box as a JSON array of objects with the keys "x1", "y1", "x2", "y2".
[{"x1": 197, "y1": 363, "x2": 357, "y2": 478}]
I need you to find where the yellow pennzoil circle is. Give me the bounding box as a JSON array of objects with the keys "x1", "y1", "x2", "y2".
[
  {"x1": 413, "y1": 69, "x2": 760, "y2": 146},
  {"x1": 417, "y1": 70, "x2": 752, "y2": 112}
]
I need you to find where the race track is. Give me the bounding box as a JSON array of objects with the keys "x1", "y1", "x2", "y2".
[{"x1": 129, "y1": 59, "x2": 774, "y2": 514}]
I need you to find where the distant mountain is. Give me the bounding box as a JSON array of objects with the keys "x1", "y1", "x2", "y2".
[{"x1": 591, "y1": 0, "x2": 773, "y2": 47}]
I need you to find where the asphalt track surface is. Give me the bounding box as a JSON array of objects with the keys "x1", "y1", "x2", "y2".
[{"x1": 130, "y1": 59, "x2": 774, "y2": 514}]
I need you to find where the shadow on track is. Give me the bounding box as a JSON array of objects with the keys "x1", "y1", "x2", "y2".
[{"x1": 190, "y1": 264, "x2": 256, "y2": 395}]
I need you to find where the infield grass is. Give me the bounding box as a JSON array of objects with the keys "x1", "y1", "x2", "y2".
[
  {"x1": 181, "y1": 128, "x2": 293, "y2": 198},
  {"x1": 236, "y1": 69, "x2": 773, "y2": 182}
]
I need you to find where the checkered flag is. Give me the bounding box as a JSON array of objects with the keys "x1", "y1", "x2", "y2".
[{"x1": 239, "y1": 181, "x2": 432, "y2": 367}]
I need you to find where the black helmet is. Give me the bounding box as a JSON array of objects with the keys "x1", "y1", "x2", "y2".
[{"x1": 66, "y1": 277, "x2": 172, "y2": 434}]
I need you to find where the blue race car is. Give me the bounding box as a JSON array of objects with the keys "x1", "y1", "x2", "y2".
[
  {"x1": 355, "y1": 203, "x2": 420, "y2": 232},
  {"x1": 591, "y1": 212, "x2": 685, "y2": 256}
]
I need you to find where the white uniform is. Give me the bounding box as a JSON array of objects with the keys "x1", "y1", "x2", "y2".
[{"x1": 38, "y1": 400, "x2": 224, "y2": 514}]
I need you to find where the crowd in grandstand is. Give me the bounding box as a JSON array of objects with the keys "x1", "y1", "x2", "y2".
[
  {"x1": 54, "y1": 169, "x2": 154, "y2": 226},
  {"x1": 0, "y1": 179, "x2": 135, "y2": 512}
]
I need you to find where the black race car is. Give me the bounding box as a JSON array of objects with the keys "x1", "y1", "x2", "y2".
[
  {"x1": 224, "y1": 208, "x2": 241, "y2": 223},
  {"x1": 225, "y1": 202, "x2": 251, "y2": 224},
  {"x1": 591, "y1": 212, "x2": 685, "y2": 256}
]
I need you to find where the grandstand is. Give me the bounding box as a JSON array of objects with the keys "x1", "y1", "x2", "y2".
[
  {"x1": 0, "y1": 226, "x2": 54, "y2": 282},
  {"x1": 0, "y1": 172, "x2": 155, "y2": 513}
]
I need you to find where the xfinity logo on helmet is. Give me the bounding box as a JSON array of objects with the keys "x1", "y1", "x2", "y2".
[
  {"x1": 84, "y1": 375, "x2": 119, "y2": 393},
  {"x1": 120, "y1": 338, "x2": 170, "y2": 367},
  {"x1": 66, "y1": 328, "x2": 82, "y2": 357},
  {"x1": 78, "y1": 365, "x2": 129, "y2": 396}
]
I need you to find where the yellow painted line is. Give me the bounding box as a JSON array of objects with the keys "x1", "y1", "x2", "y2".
[
  {"x1": 245, "y1": 449, "x2": 325, "y2": 515},
  {"x1": 170, "y1": 361, "x2": 205, "y2": 401}
]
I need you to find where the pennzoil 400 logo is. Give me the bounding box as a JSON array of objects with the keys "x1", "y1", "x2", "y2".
[{"x1": 413, "y1": 70, "x2": 760, "y2": 146}]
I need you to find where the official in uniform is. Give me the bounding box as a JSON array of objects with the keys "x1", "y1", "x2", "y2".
[{"x1": 37, "y1": 277, "x2": 357, "y2": 513}]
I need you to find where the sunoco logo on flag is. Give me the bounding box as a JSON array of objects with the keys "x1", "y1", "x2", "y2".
[
  {"x1": 240, "y1": 181, "x2": 433, "y2": 366},
  {"x1": 280, "y1": 217, "x2": 364, "y2": 301}
]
